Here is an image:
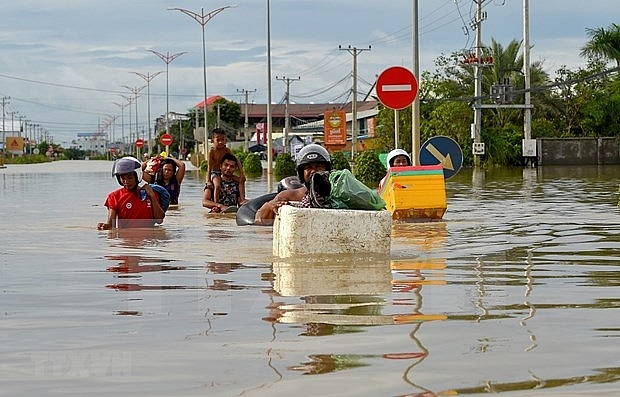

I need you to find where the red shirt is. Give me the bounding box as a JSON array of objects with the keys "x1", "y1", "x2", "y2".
[{"x1": 104, "y1": 187, "x2": 160, "y2": 228}]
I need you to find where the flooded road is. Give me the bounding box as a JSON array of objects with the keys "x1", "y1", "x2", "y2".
[{"x1": 1, "y1": 160, "x2": 619, "y2": 396}]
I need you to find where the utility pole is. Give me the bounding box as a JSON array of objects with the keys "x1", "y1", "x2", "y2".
[
  {"x1": 266, "y1": 0, "x2": 273, "y2": 184},
  {"x1": 339, "y1": 45, "x2": 371, "y2": 162},
  {"x1": 473, "y1": 0, "x2": 484, "y2": 167},
  {"x1": 17, "y1": 115, "x2": 24, "y2": 138},
  {"x1": 275, "y1": 76, "x2": 300, "y2": 154},
  {"x1": 17, "y1": 115, "x2": 24, "y2": 155},
  {"x1": 411, "y1": 0, "x2": 421, "y2": 165},
  {"x1": 1, "y1": 96, "x2": 9, "y2": 166},
  {"x1": 8, "y1": 111, "x2": 18, "y2": 136},
  {"x1": 237, "y1": 88, "x2": 256, "y2": 151},
  {"x1": 523, "y1": 0, "x2": 533, "y2": 166},
  {"x1": 216, "y1": 103, "x2": 221, "y2": 129}
]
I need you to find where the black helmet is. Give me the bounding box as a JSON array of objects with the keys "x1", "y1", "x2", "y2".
[
  {"x1": 296, "y1": 144, "x2": 332, "y2": 181},
  {"x1": 112, "y1": 156, "x2": 142, "y2": 186}
]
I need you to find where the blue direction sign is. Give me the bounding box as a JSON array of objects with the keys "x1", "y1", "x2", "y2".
[{"x1": 419, "y1": 136, "x2": 463, "y2": 179}]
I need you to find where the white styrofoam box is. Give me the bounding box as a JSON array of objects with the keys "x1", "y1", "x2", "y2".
[{"x1": 273, "y1": 205, "x2": 392, "y2": 258}]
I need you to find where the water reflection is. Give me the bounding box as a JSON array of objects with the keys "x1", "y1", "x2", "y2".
[
  {"x1": 440, "y1": 366, "x2": 620, "y2": 395},
  {"x1": 390, "y1": 260, "x2": 447, "y2": 395},
  {"x1": 266, "y1": 257, "x2": 393, "y2": 329},
  {"x1": 264, "y1": 255, "x2": 448, "y2": 395},
  {"x1": 105, "y1": 254, "x2": 189, "y2": 316},
  {"x1": 103, "y1": 226, "x2": 169, "y2": 248},
  {"x1": 391, "y1": 221, "x2": 447, "y2": 254},
  {"x1": 521, "y1": 249, "x2": 538, "y2": 352},
  {"x1": 106, "y1": 254, "x2": 185, "y2": 274}
]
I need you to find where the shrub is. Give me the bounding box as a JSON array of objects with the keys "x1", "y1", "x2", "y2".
[
  {"x1": 330, "y1": 151, "x2": 351, "y2": 171},
  {"x1": 243, "y1": 152, "x2": 263, "y2": 176},
  {"x1": 232, "y1": 147, "x2": 248, "y2": 165},
  {"x1": 353, "y1": 150, "x2": 386, "y2": 188},
  {"x1": 274, "y1": 152, "x2": 296, "y2": 179}
]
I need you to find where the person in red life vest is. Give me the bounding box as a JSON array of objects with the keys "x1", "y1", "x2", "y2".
[{"x1": 97, "y1": 157, "x2": 166, "y2": 230}]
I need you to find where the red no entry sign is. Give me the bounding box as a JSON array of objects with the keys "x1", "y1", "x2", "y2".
[
  {"x1": 160, "y1": 133, "x2": 173, "y2": 146},
  {"x1": 376, "y1": 66, "x2": 418, "y2": 110},
  {"x1": 135, "y1": 138, "x2": 145, "y2": 148}
]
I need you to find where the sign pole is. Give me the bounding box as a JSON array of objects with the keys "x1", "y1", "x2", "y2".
[
  {"x1": 394, "y1": 109, "x2": 399, "y2": 149},
  {"x1": 159, "y1": 133, "x2": 173, "y2": 155}
]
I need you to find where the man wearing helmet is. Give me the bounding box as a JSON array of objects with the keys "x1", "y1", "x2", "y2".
[
  {"x1": 254, "y1": 143, "x2": 332, "y2": 225},
  {"x1": 97, "y1": 156, "x2": 166, "y2": 230}
]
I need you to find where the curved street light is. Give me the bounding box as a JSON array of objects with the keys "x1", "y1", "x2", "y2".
[
  {"x1": 121, "y1": 86, "x2": 146, "y2": 158},
  {"x1": 169, "y1": 5, "x2": 237, "y2": 159},
  {"x1": 148, "y1": 50, "x2": 187, "y2": 142},
  {"x1": 112, "y1": 101, "x2": 130, "y2": 153},
  {"x1": 132, "y1": 71, "x2": 163, "y2": 154}
]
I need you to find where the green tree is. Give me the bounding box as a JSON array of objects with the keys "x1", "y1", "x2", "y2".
[
  {"x1": 375, "y1": 39, "x2": 554, "y2": 166},
  {"x1": 580, "y1": 23, "x2": 620, "y2": 66},
  {"x1": 547, "y1": 61, "x2": 615, "y2": 137},
  {"x1": 187, "y1": 97, "x2": 241, "y2": 139}
]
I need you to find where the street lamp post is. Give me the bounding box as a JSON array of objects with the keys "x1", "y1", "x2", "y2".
[
  {"x1": 169, "y1": 5, "x2": 236, "y2": 161},
  {"x1": 121, "y1": 95, "x2": 133, "y2": 147},
  {"x1": 122, "y1": 86, "x2": 146, "y2": 145},
  {"x1": 132, "y1": 71, "x2": 163, "y2": 155},
  {"x1": 112, "y1": 101, "x2": 129, "y2": 154},
  {"x1": 148, "y1": 50, "x2": 187, "y2": 143},
  {"x1": 122, "y1": 86, "x2": 146, "y2": 159}
]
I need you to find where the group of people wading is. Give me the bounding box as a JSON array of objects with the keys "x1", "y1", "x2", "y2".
[{"x1": 97, "y1": 127, "x2": 341, "y2": 230}]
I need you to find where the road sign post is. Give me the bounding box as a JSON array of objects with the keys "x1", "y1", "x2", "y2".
[
  {"x1": 376, "y1": 66, "x2": 418, "y2": 110},
  {"x1": 135, "y1": 138, "x2": 144, "y2": 159},
  {"x1": 160, "y1": 133, "x2": 173, "y2": 153},
  {"x1": 376, "y1": 66, "x2": 418, "y2": 152},
  {"x1": 419, "y1": 136, "x2": 463, "y2": 179}
]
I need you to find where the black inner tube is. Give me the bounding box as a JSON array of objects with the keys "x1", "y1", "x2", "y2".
[{"x1": 235, "y1": 192, "x2": 277, "y2": 226}]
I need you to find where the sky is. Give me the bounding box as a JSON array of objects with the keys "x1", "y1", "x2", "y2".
[{"x1": 0, "y1": 0, "x2": 617, "y2": 145}]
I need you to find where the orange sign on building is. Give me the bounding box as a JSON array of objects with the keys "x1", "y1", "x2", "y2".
[{"x1": 323, "y1": 110, "x2": 347, "y2": 146}]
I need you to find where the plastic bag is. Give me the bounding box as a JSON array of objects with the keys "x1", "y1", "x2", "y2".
[{"x1": 325, "y1": 169, "x2": 385, "y2": 210}]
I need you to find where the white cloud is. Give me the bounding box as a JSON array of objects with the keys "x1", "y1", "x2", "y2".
[{"x1": 0, "y1": 0, "x2": 616, "y2": 143}]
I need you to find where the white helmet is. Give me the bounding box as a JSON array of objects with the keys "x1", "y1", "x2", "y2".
[{"x1": 386, "y1": 149, "x2": 412, "y2": 167}]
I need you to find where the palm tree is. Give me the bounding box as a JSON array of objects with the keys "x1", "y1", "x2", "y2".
[{"x1": 580, "y1": 23, "x2": 620, "y2": 66}]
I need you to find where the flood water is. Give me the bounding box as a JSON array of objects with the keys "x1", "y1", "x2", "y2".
[{"x1": 1, "y1": 160, "x2": 620, "y2": 397}]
